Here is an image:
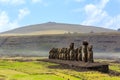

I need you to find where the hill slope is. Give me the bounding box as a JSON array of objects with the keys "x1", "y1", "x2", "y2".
[
  {"x1": 2, "y1": 22, "x2": 117, "y2": 35},
  {"x1": 0, "y1": 22, "x2": 120, "y2": 57}
]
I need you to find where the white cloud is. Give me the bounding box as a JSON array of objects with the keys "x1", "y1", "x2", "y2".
[
  {"x1": 0, "y1": 0, "x2": 48, "y2": 5},
  {"x1": 81, "y1": 0, "x2": 120, "y2": 30},
  {"x1": 0, "y1": 8, "x2": 30, "y2": 32},
  {"x1": 64, "y1": 0, "x2": 84, "y2": 4},
  {"x1": 18, "y1": 8, "x2": 30, "y2": 20},
  {"x1": 0, "y1": 11, "x2": 19, "y2": 32},
  {"x1": 11, "y1": 0, "x2": 25, "y2": 5},
  {"x1": 103, "y1": 15, "x2": 120, "y2": 29},
  {"x1": 74, "y1": 0, "x2": 84, "y2": 3},
  {"x1": 0, "y1": 0, "x2": 25, "y2": 5},
  {"x1": 0, "y1": 11, "x2": 9, "y2": 27},
  {"x1": 32, "y1": 0, "x2": 42, "y2": 3},
  {"x1": 0, "y1": 0, "x2": 9, "y2": 3},
  {"x1": 31, "y1": 0, "x2": 48, "y2": 6},
  {"x1": 82, "y1": 3, "x2": 108, "y2": 25},
  {"x1": 99, "y1": 0, "x2": 109, "y2": 9}
]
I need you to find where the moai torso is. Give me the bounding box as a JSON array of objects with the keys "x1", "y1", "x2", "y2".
[
  {"x1": 49, "y1": 48, "x2": 53, "y2": 59},
  {"x1": 69, "y1": 43, "x2": 74, "y2": 50},
  {"x1": 50, "y1": 48, "x2": 55, "y2": 59},
  {"x1": 82, "y1": 41, "x2": 89, "y2": 62},
  {"x1": 59, "y1": 48, "x2": 62, "y2": 59},
  {"x1": 77, "y1": 46, "x2": 82, "y2": 61},
  {"x1": 87, "y1": 45, "x2": 94, "y2": 63},
  {"x1": 69, "y1": 43, "x2": 74, "y2": 60}
]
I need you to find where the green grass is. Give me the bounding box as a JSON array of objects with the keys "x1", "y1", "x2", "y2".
[
  {"x1": 0, "y1": 58, "x2": 119, "y2": 80},
  {"x1": 109, "y1": 63, "x2": 120, "y2": 72}
]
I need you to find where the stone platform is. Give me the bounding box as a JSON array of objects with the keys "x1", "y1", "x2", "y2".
[{"x1": 41, "y1": 59, "x2": 109, "y2": 73}]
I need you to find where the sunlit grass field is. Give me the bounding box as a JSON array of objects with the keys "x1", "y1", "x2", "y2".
[{"x1": 0, "y1": 58, "x2": 119, "y2": 80}]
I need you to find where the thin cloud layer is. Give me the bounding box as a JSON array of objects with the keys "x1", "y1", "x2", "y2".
[
  {"x1": 82, "y1": 0, "x2": 120, "y2": 29},
  {"x1": 0, "y1": 0, "x2": 25, "y2": 5},
  {"x1": 0, "y1": 0, "x2": 120, "y2": 32},
  {"x1": 18, "y1": 8, "x2": 30, "y2": 20},
  {"x1": 0, "y1": 8, "x2": 30, "y2": 32},
  {"x1": 0, "y1": 11, "x2": 18, "y2": 31},
  {"x1": 32, "y1": 0, "x2": 42, "y2": 3}
]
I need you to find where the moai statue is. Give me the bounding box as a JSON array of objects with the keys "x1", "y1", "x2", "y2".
[
  {"x1": 66, "y1": 48, "x2": 70, "y2": 60},
  {"x1": 62, "y1": 48, "x2": 65, "y2": 60},
  {"x1": 64, "y1": 48, "x2": 67, "y2": 60},
  {"x1": 52, "y1": 48, "x2": 55, "y2": 59},
  {"x1": 87, "y1": 45, "x2": 94, "y2": 63},
  {"x1": 77, "y1": 46, "x2": 82, "y2": 61},
  {"x1": 69, "y1": 43, "x2": 75, "y2": 60},
  {"x1": 69, "y1": 43, "x2": 74, "y2": 50},
  {"x1": 69, "y1": 50, "x2": 74, "y2": 60},
  {"x1": 57, "y1": 48, "x2": 61, "y2": 59},
  {"x1": 59, "y1": 48, "x2": 62, "y2": 59},
  {"x1": 74, "y1": 48, "x2": 78, "y2": 61},
  {"x1": 61, "y1": 49, "x2": 64, "y2": 60},
  {"x1": 53, "y1": 48, "x2": 58, "y2": 59},
  {"x1": 82, "y1": 40, "x2": 89, "y2": 62},
  {"x1": 56, "y1": 48, "x2": 59, "y2": 59},
  {"x1": 49, "y1": 48, "x2": 53, "y2": 59},
  {"x1": 59, "y1": 48, "x2": 63, "y2": 60},
  {"x1": 51, "y1": 48, "x2": 55, "y2": 59},
  {"x1": 49, "y1": 48, "x2": 55, "y2": 59},
  {"x1": 55, "y1": 48, "x2": 59, "y2": 59},
  {"x1": 64, "y1": 48, "x2": 68, "y2": 60}
]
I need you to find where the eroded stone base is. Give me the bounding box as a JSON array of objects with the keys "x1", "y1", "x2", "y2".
[{"x1": 41, "y1": 59, "x2": 109, "y2": 73}]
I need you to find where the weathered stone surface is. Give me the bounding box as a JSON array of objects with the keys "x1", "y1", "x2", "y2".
[
  {"x1": 69, "y1": 43, "x2": 74, "y2": 50},
  {"x1": 49, "y1": 41, "x2": 94, "y2": 63},
  {"x1": 42, "y1": 59, "x2": 109, "y2": 73},
  {"x1": 87, "y1": 45, "x2": 94, "y2": 62}
]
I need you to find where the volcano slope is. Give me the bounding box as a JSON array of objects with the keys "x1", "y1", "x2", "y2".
[{"x1": 0, "y1": 22, "x2": 120, "y2": 57}]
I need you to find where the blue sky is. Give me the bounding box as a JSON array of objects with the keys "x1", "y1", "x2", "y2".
[{"x1": 0, "y1": 0, "x2": 120, "y2": 32}]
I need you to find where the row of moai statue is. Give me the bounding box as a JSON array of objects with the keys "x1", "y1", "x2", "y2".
[{"x1": 49, "y1": 41, "x2": 94, "y2": 63}]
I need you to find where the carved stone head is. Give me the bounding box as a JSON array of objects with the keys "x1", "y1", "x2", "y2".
[{"x1": 82, "y1": 40, "x2": 89, "y2": 46}]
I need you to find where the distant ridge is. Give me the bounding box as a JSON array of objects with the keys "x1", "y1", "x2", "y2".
[{"x1": 1, "y1": 22, "x2": 118, "y2": 35}]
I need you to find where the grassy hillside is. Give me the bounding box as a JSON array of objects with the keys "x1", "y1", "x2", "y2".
[
  {"x1": 0, "y1": 22, "x2": 119, "y2": 58},
  {"x1": 0, "y1": 33, "x2": 120, "y2": 57},
  {"x1": 0, "y1": 30, "x2": 68, "y2": 36},
  {"x1": 0, "y1": 58, "x2": 119, "y2": 80},
  {"x1": 2, "y1": 22, "x2": 117, "y2": 34}
]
